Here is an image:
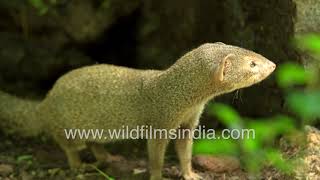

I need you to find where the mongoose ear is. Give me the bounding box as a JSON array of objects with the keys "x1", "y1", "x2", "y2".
[
  {"x1": 214, "y1": 42, "x2": 226, "y2": 45},
  {"x1": 214, "y1": 54, "x2": 235, "y2": 82}
]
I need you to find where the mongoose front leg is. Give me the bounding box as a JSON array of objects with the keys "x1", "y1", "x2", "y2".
[
  {"x1": 148, "y1": 139, "x2": 169, "y2": 180},
  {"x1": 175, "y1": 127, "x2": 202, "y2": 180}
]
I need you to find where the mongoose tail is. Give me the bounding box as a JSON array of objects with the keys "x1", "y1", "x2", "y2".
[{"x1": 0, "y1": 91, "x2": 42, "y2": 137}]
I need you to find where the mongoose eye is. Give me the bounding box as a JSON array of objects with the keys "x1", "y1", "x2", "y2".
[{"x1": 250, "y1": 61, "x2": 256, "y2": 68}]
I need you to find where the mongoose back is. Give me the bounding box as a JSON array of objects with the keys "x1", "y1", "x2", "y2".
[{"x1": 0, "y1": 42, "x2": 276, "y2": 180}]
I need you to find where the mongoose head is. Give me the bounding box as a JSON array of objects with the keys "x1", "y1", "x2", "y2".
[{"x1": 189, "y1": 42, "x2": 276, "y2": 95}]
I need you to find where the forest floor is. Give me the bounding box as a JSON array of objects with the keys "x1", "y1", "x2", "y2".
[
  {"x1": 0, "y1": 127, "x2": 319, "y2": 180},
  {"x1": 0, "y1": 134, "x2": 248, "y2": 180}
]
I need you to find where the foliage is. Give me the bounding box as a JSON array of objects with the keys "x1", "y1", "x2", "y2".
[
  {"x1": 295, "y1": 34, "x2": 320, "y2": 56},
  {"x1": 194, "y1": 103, "x2": 296, "y2": 175},
  {"x1": 193, "y1": 34, "x2": 320, "y2": 175},
  {"x1": 276, "y1": 63, "x2": 311, "y2": 88},
  {"x1": 208, "y1": 103, "x2": 242, "y2": 129},
  {"x1": 287, "y1": 91, "x2": 320, "y2": 121},
  {"x1": 279, "y1": 34, "x2": 320, "y2": 122},
  {"x1": 17, "y1": 154, "x2": 33, "y2": 165},
  {"x1": 28, "y1": 0, "x2": 49, "y2": 15},
  {"x1": 193, "y1": 138, "x2": 238, "y2": 156}
]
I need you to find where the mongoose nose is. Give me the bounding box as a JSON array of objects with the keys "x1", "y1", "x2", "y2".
[{"x1": 270, "y1": 62, "x2": 276, "y2": 70}]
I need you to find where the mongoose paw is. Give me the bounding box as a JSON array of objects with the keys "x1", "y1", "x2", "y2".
[
  {"x1": 69, "y1": 162, "x2": 83, "y2": 170},
  {"x1": 106, "y1": 154, "x2": 126, "y2": 163},
  {"x1": 183, "y1": 172, "x2": 203, "y2": 180}
]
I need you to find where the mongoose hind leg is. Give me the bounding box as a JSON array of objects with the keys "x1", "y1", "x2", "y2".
[
  {"x1": 148, "y1": 139, "x2": 169, "y2": 180},
  {"x1": 64, "y1": 148, "x2": 82, "y2": 169}
]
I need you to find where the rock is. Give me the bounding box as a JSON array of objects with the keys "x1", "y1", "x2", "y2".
[
  {"x1": 192, "y1": 155, "x2": 240, "y2": 173},
  {"x1": 0, "y1": 32, "x2": 93, "y2": 97},
  {"x1": 302, "y1": 126, "x2": 320, "y2": 179},
  {"x1": 60, "y1": 0, "x2": 141, "y2": 42},
  {"x1": 163, "y1": 166, "x2": 180, "y2": 179},
  {"x1": 0, "y1": 0, "x2": 141, "y2": 44},
  {"x1": 133, "y1": 168, "x2": 147, "y2": 175},
  {"x1": 293, "y1": 0, "x2": 320, "y2": 79},
  {"x1": 0, "y1": 164, "x2": 13, "y2": 176},
  {"x1": 20, "y1": 170, "x2": 33, "y2": 180},
  {"x1": 280, "y1": 126, "x2": 320, "y2": 179},
  {"x1": 293, "y1": 0, "x2": 320, "y2": 33},
  {"x1": 136, "y1": 0, "x2": 223, "y2": 69}
]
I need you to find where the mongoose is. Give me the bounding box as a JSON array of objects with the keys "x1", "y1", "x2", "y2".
[{"x1": 0, "y1": 42, "x2": 276, "y2": 180}]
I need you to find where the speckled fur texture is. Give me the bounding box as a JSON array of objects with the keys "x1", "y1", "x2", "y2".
[
  {"x1": 0, "y1": 42, "x2": 276, "y2": 180},
  {"x1": 0, "y1": 92, "x2": 41, "y2": 137}
]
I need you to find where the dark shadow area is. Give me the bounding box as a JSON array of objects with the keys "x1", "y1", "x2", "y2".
[{"x1": 82, "y1": 9, "x2": 141, "y2": 68}]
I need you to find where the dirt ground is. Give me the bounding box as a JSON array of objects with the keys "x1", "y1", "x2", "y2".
[
  {"x1": 0, "y1": 134, "x2": 248, "y2": 180},
  {"x1": 1, "y1": 128, "x2": 319, "y2": 180}
]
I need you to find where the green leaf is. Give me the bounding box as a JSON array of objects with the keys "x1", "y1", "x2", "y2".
[
  {"x1": 208, "y1": 103, "x2": 242, "y2": 128},
  {"x1": 287, "y1": 91, "x2": 320, "y2": 120},
  {"x1": 274, "y1": 116, "x2": 296, "y2": 132},
  {"x1": 276, "y1": 63, "x2": 310, "y2": 87},
  {"x1": 266, "y1": 149, "x2": 294, "y2": 174},
  {"x1": 17, "y1": 155, "x2": 33, "y2": 163},
  {"x1": 193, "y1": 139, "x2": 238, "y2": 156},
  {"x1": 247, "y1": 116, "x2": 295, "y2": 142},
  {"x1": 242, "y1": 138, "x2": 260, "y2": 153},
  {"x1": 247, "y1": 120, "x2": 273, "y2": 142},
  {"x1": 242, "y1": 151, "x2": 264, "y2": 174},
  {"x1": 28, "y1": 0, "x2": 48, "y2": 15},
  {"x1": 295, "y1": 34, "x2": 320, "y2": 52}
]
